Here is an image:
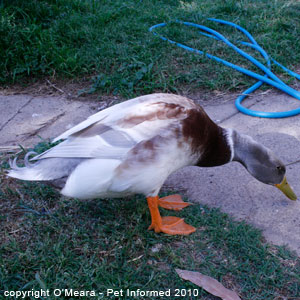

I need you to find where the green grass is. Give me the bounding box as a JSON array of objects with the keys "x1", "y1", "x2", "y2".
[
  {"x1": 1, "y1": 2, "x2": 300, "y2": 298},
  {"x1": 1, "y1": 0, "x2": 300, "y2": 96},
  {"x1": 0, "y1": 155, "x2": 299, "y2": 299}
]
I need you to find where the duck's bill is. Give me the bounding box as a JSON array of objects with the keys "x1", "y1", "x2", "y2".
[{"x1": 275, "y1": 176, "x2": 297, "y2": 201}]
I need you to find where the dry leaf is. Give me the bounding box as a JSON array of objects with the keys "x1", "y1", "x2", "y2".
[{"x1": 175, "y1": 268, "x2": 241, "y2": 300}]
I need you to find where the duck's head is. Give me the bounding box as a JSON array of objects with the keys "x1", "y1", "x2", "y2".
[{"x1": 229, "y1": 129, "x2": 297, "y2": 200}]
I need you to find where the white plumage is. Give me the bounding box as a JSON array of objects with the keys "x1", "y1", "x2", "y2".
[{"x1": 8, "y1": 93, "x2": 199, "y2": 199}]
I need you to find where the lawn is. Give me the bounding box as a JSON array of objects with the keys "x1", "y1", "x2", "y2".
[
  {"x1": 0, "y1": 145, "x2": 300, "y2": 299},
  {"x1": 1, "y1": 0, "x2": 300, "y2": 96},
  {"x1": 1, "y1": 1, "x2": 300, "y2": 299}
]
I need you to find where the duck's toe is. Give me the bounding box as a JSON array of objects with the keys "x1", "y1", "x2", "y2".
[
  {"x1": 148, "y1": 216, "x2": 196, "y2": 235},
  {"x1": 158, "y1": 194, "x2": 192, "y2": 211}
]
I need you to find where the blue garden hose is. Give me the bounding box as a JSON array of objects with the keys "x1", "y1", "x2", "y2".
[{"x1": 149, "y1": 19, "x2": 300, "y2": 118}]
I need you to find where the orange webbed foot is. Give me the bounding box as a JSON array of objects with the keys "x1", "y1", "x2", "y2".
[
  {"x1": 158, "y1": 194, "x2": 192, "y2": 211},
  {"x1": 147, "y1": 196, "x2": 196, "y2": 236},
  {"x1": 148, "y1": 216, "x2": 196, "y2": 235}
]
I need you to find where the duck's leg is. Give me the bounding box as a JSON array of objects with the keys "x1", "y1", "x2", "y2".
[
  {"x1": 158, "y1": 194, "x2": 192, "y2": 211},
  {"x1": 147, "y1": 196, "x2": 196, "y2": 235}
]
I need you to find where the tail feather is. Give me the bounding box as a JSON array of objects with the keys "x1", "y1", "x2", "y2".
[
  {"x1": 9, "y1": 151, "x2": 37, "y2": 172},
  {"x1": 24, "y1": 151, "x2": 37, "y2": 167},
  {"x1": 7, "y1": 156, "x2": 84, "y2": 182},
  {"x1": 8, "y1": 167, "x2": 46, "y2": 181}
]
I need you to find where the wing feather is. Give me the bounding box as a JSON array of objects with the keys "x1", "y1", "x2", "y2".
[
  {"x1": 35, "y1": 94, "x2": 196, "y2": 161},
  {"x1": 33, "y1": 134, "x2": 134, "y2": 160},
  {"x1": 53, "y1": 93, "x2": 196, "y2": 142}
]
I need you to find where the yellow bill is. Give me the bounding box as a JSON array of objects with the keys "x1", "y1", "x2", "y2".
[{"x1": 275, "y1": 176, "x2": 297, "y2": 201}]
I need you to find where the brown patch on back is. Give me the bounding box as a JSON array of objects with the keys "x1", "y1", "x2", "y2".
[
  {"x1": 120, "y1": 102, "x2": 187, "y2": 128},
  {"x1": 181, "y1": 108, "x2": 231, "y2": 167}
]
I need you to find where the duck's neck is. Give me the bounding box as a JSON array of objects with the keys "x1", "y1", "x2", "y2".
[
  {"x1": 230, "y1": 130, "x2": 268, "y2": 166},
  {"x1": 197, "y1": 127, "x2": 234, "y2": 167}
]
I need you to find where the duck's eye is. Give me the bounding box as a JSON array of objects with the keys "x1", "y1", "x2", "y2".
[{"x1": 276, "y1": 166, "x2": 285, "y2": 174}]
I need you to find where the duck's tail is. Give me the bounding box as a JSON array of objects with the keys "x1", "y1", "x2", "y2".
[{"x1": 7, "y1": 152, "x2": 83, "y2": 182}]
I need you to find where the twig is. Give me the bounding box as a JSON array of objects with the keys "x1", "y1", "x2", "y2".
[
  {"x1": 286, "y1": 159, "x2": 300, "y2": 166},
  {"x1": 127, "y1": 255, "x2": 144, "y2": 263},
  {"x1": 0, "y1": 146, "x2": 22, "y2": 153},
  {"x1": 15, "y1": 188, "x2": 25, "y2": 201},
  {"x1": 46, "y1": 79, "x2": 72, "y2": 98}
]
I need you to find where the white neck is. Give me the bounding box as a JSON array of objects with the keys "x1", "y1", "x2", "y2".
[{"x1": 224, "y1": 128, "x2": 235, "y2": 162}]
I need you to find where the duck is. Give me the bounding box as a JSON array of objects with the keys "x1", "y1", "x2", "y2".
[{"x1": 8, "y1": 93, "x2": 297, "y2": 235}]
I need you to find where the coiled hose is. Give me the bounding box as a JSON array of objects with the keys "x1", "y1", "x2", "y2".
[{"x1": 149, "y1": 19, "x2": 300, "y2": 118}]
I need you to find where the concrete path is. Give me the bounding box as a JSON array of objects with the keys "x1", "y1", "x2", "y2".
[
  {"x1": 1, "y1": 92, "x2": 300, "y2": 255},
  {"x1": 0, "y1": 94, "x2": 102, "y2": 148}
]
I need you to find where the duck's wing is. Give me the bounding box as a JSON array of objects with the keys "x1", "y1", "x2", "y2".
[
  {"x1": 53, "y1": 93, "x2": 196, "y2": 142},
  {"x1": 32, "y1": 128, "x2": 136, "y2": 160},
  {"x1": 32, "y1": 94, "x2": 197, "y2": 161}
]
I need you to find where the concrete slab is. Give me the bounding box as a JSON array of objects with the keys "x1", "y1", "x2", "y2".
[
  {"x1": 0, "y1": 95, "x2": 33, "y2": 131},
  {"x1": 0, "y1": 95, "x2": 99, "y2": 147},
  {"x1": 1, "y1": 92, "x2": 300, "y2": 255}
]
